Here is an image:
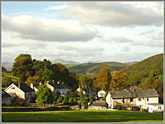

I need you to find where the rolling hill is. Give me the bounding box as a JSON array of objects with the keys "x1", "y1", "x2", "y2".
[
  {"x1": 121, "y1": 53, "x2": 163, "y2": 86},
  {"x1": 66, "y1": 62, "x2": 128, "y2": 75}
]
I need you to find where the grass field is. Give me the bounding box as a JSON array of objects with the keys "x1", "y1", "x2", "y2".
[{"x1": 2, "y1": 110, "x2": 163, "y2": 122}]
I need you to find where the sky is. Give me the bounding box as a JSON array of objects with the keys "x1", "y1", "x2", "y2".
[{"x1": 1, "y1": 1, "x2": 164, "y2": 64}]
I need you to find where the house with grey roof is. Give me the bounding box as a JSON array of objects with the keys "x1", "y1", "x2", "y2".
[
  {"x1": 5, "y1": 83, "x2": 35, "y2": 101},
  {"x1": 88, "y1": 100, "x2": 108, "y2": 110},
  {"x1": 106, "y1": 89, "x2": 160, "y2": 109},
  {"x1": 46, "y1": 82, "x2": 71, "y2": 96},
  {"x1": 2, "y1": 90, "x2": 12, "y2": 106},
  {"x1": 77, "y1": 87, "x2": 96, "y2": 97}
]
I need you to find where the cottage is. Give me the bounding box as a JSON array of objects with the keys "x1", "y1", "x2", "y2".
[
  {"x1": 46, "y1": 82, "x2": 71, "y2": 96},
  {"x1": 147, "y1": 103, "x2": 164, "y2": 113},
  {"x1": 5, "y1": 83, "x2": 35, "y2": 101},
  {"x1": 2, "y1": 90, "x2": 12, "y2": 106},
  {"x1": 77, "y1": 87, "x2": 96, "y2": 97},
  {"x1": 106, "y1": 89, "x2": 159, "y2": 109},
  {"x1": 88, "y1": 100, "x2": 108, "y2": 110}
]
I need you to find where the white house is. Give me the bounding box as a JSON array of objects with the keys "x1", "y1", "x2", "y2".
[
  {"x1": 106, "y1": 89, "x2": 160, "y2": 110},
  {"x1": 147, "y1": 103, "x2": 164, "y2": 113},
  {"x1": 5, "y1": 83, "x2": 35, "y2": 101},
  {"x1": 98, "y1": 90, "x2": 106, "y2": 98}
]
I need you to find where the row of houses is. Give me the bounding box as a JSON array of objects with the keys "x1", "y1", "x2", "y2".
[{"x1": 2, "y1": 82, "x2": 164, "y2": 113}]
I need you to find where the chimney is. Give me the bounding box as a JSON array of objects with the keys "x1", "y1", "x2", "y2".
[
  {"x1": 39, "y1": 82, "x2": 42, "y2": 85},
  {"x1": 53, "y1": 80, "x2": 54, "y2": 84},
  {"x1": 18, "y1": 83, "x2": 20, "y2": 88},
  {"x1": 30, "y1": 83, "x2": 34, "y2": 89}
]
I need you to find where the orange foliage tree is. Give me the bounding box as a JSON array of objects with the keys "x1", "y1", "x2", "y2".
[
  {"x1": 110, "y1": 71, "x2": 128, "y2": 91},
  {"x1": 96, "y1": 66, "x2": 111, "y2": 93}
]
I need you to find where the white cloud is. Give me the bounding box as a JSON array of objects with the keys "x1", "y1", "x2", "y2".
[
  {"x1": 66, "y1": 2, "x2": 163, "y2": 26},
  {"x1": 44, "y1": 5, "x2": 67, "y2": 10},
  {"x1": 104, "y1": 36, "x2": 133, "y2": 43},
  {"x1": 2, "y1": 15, "x2": 98, "y2": 42},
  {"x1": 134, "y1": 40, "x2": 163, "y2": 47}
]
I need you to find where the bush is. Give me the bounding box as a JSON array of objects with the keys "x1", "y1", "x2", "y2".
[
  {"x1": 63, "y1": 96, "x2": 68, "y2": 103},
  {"x1": 73, "y1": 98, "x2": 77, "y2": 103},
  {"x1": 57, "y1": 96, "x2": 63, "y2": 103},
  {"x1": 78, "y1": 103, "x2": 81, "y2": 109},
  {"x1": 83, "y1": 99, "x2": 88, "y2": 109},
  {"x1": 69, "y1": 97, "x2": 73, "y2": 103},
  {"x1": 12, "y1": 96, "x2": 26, "y2": 106},
  {"x1": 114, "y1": 104, "x2": 126, "y2": 110}
]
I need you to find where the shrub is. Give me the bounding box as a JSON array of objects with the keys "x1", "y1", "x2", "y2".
[
  {"x1": 83, "y1": 99, "x2": 88, "y2": 109},
  {"x1": 73, "y1": 98, "x2": 77, "y2": 103},
  {"x1": 63, "y1": 96, "x2": 68, "y2": 103},
  {"x1": 57, "y1": 96, "x2": 63, "y2": 103},
  {"x1": 69, "y1": 97, "x2": 73, "y2": 103},
  {"x1": 78, "y1": 103, "x2": 81, "y2": 109},
  {"x1": 12, "y1": 96, "x2": 26, "y2": 106},
  {"x1": 114, "y1": 104, "x2": 126, "y2": 110}
]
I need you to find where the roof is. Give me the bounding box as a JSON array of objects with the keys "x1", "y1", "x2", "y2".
[
  {"x1": 16, "y1": 83, "x2": 34, "y2": 93},
  {"x1": 110, "y1": 89, "x2": 159, "y2": 99},
  {"x1": 82, "y1": 88, "x2": 94, "y2": 93},
  {"x1": 90, "y1": 100, "x2": 107, "y2": 107},
  {"x1": 48, "y1": 83, "x2": 71, "y2": 89},
  {"x1": 2, "y1": 90, "x2": 11, "y2": 98}
]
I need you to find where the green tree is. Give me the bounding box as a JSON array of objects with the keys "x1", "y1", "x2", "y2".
[
  {"x1": 36, "y1": 84, "x2": 54, "y2": 106},
  {"x1": 12, "y1": 54, "x2": 34, "y2": 82},
  {"x1": 96, "y1": 66, "x2": 111, "y2": 94},
  {"x1": 42, "y1": 69, "x2": 53, "y2": 83},
  {"x1": 2, "y1": 77, "x2": 13, "y2": 87},
  {"x1": 2, "y1": 66, "x2": 7, "y2": 72}
]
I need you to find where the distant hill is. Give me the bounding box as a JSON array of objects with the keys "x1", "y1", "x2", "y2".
[
  {"x1": 53, "y1": 59, "x2": 80, "y2": 65},
  {"x1": 121, "y1": 53, "x2": 163, "y2": 86},
  {"x1": 2, "y1": 62, "x2": 13, "y2": 72},
  {"x1": 124, "y1": 61, "x2": 138, "y2": 65},
  {"x1": 66, "y1": 62, "x2": 128, "y2": 75}
]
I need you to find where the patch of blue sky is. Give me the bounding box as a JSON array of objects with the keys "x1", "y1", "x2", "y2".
[
  {"x1": 1, "y1": 2, "x2": 67, "y2": 19},
  {"x1": 157, "y1": 2, "x2": 164, "y2": 6}
]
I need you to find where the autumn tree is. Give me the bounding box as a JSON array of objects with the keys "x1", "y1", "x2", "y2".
[
  {"x1": 110, "y1": 71, "x2": 128, "y2": 91},
  {"x1": 96, "y1": 66, "x2": 111, "y2": 94}
]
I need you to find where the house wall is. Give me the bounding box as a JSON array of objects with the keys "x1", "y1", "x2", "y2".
[
  {"x1": 46, "y1": 83, "x2": 55, "y2": 92},
  {"x1": 106, "y1": 93, "x2": 112, "y2": 108},
  {"x1": 25, "y1": 92, "x2": 35, "y2": 100},
  {"x1": 147, "y1": 104, "x2": 164, "y2": 113},
  {"x1": 5, "y1": 84, "x2": 25, "y2": 99},
  {"x1": 136, "y1": 97, "x2": 159, "y2": 109},
  {"x1": 88, "y1": 106, "x2": 107, "y2": 110}
]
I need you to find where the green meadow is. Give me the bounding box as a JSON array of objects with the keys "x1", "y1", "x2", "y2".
[{"x1": 2, "y1": 110, "x2": 163, "y2": 122}]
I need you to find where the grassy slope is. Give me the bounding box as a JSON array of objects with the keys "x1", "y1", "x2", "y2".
[
  {"x1": 2, "y1": 110, "x2": 163, "y2": 122},
  {"x1": 121, "y1": 53, "x2": 163, "y2": 86},
  {"x1": 2, "y1": 72, "x2": 20, "y2": 83},
  {"x1": 67, "y1": 62, "x2": 127, "y2": 75}
]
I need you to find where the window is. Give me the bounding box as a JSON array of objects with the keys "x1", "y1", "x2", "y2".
[
  {"x1": 138, "y1": 98, "x2": 141, "y2": 101},
  {"x1": 130, "y1": 98, "x2": 133, "y2": 102},
  {"x1": 147, "y1": 98, "x2": 149, "y2": 101},
  {"x1": 11, "y1": 87, "x2": 15, "y2": 89},
  {"x1": 158, "y1": 106, "x2": 162, "y2": 110}
]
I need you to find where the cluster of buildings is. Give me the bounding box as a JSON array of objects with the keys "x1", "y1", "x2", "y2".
[{"x1": 2, "y1": 82, "x2": 164, "y2": 113}]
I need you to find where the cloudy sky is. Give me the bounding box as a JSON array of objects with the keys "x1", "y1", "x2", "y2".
[{"x1": 1, "y1": 2, "x2": 164, "y2": 63}]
